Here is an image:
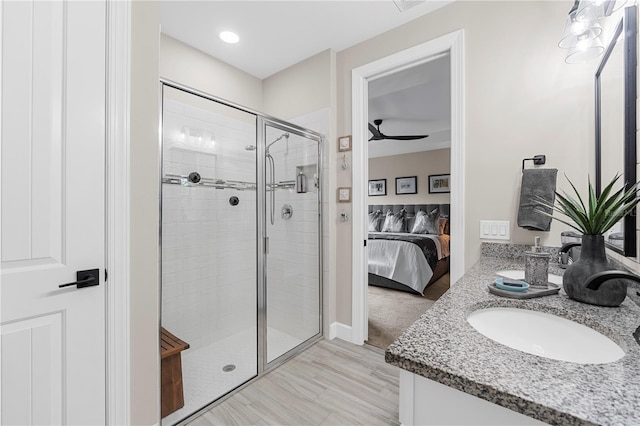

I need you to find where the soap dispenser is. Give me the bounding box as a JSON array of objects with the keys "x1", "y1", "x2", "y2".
[
  {"x1": 296, "y1": 171, "x2": 307, "y2": 193},
  {"x1": 524, "y1": 236, "x2": 551, "y2": 289}
]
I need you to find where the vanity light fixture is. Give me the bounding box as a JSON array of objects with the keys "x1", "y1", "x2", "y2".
[
  {"x1": 576, "y1": 0, "x2": 626, "y2": 22},
  {"x1": 558, "y1": 0, "x2": 625, "y2": 63},
  {"x1": 559, "y1": 1, "x2": 602, "y2": 49},
  {"x1": 220, "y1": 31, "x2": 239, "y2": 44}
]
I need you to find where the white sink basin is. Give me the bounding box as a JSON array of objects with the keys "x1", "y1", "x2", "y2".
[
  {"x1": 496, "y1": 270, "x2": 563, "y2": 285},
  {"x1": 467, "y1": 307, "x2": 624, "y2": 364}
]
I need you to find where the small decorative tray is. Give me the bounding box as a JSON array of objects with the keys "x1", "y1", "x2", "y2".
[{"x1": 487, "y1": 282, "x2": 561, "y2": 299}]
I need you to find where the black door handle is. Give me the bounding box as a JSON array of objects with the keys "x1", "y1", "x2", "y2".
[{"x1": 59, "y1": 269, "x2": 100, "y2": 289}]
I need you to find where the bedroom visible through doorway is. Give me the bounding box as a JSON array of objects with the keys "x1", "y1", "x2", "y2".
[{"x1": 365, "y1": 54, "x2": 452, "y2": 349}]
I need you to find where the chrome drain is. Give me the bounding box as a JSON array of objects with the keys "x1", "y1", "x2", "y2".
[{"x1": 222, "y1": 364, "x2": 236, "y2": 372}]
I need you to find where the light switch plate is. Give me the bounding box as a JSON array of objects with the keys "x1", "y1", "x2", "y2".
[{"x1": 480, "y1": 220, "x2": 510, "y2": 240}]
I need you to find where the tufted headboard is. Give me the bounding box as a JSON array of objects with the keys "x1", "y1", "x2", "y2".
[
  {"x1": 368, "y1": 204, "x2": 450, "y2": 218},
  {"x1": 368, "y1": 204, "x2": 450, "y2": 234}
]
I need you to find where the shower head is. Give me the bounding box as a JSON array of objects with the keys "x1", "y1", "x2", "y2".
[
  {"x1": 245, "y1": 145, "x2": 256, "y2": 151},
  {"x1": 266, "y1": 132, "x2": 290, "y2": 153}
]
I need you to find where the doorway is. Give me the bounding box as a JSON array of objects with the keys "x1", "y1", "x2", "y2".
[
  {"x1": 351, "y1": 30, "x2": 465, "y2": 345},
  {"x1": 366, "y1": 53, "x2": 452, "y2": 349}
]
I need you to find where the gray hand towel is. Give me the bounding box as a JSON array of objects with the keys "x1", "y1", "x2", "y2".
[{"x1": 517, "y1": 168, "x2": 558, "y2": 231}]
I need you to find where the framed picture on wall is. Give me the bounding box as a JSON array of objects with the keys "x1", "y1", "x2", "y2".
[
  {"x1": 395, "y1": 176, "x2": 417, "y2": 195},
  {"x1": 368, "y1": 179, "x2": 387, "y2": 196},
  {"x1": 428, "y1": 174, "x2": 450, "y2": 193}
]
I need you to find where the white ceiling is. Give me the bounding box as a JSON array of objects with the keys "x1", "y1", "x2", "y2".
[
  {"x1": 368, "y1": 52, "x2": 450, "y2": 158},
  {"x1": 160, "y1": 0, "x2": 453, "y2": 157},
  {"x1": 160, "y1": 0, "x2": 452, "y2": 79}
]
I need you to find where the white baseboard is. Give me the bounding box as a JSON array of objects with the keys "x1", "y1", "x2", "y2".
[{"x1": 329, "y1": 322, "x2": 353, "y2": 342}]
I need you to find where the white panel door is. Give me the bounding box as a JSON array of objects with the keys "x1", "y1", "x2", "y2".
[{"x1": 1, "y1": 1, "x2": 107, "y2": 424}]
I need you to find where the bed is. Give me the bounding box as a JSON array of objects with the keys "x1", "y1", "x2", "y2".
[{"x1": 368, "y1": 204, "x2": 450, "y2": 295}]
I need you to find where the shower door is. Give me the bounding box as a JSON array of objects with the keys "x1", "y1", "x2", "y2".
[
  {"x1": 261, "y1": 120, "x2": 322, "y2": 364},
  {"x1": 160, "y1": 83, "x2": 323, "y2": 424},
  {"x1": 161, "y1": 86, "x2": 258, "y2": 425}
]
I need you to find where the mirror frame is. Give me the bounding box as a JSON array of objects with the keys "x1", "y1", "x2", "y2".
[{"x1": 595, "y1": 5, "x2": 637, "y2": 257}]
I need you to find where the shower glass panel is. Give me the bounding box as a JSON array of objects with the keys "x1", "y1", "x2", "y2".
[
  {"x1": 263, "y1": 121, "x2": 321, "y2": 363},
  {"x1": 161, "y1": 86, "x2": 257, "y2": 425}
]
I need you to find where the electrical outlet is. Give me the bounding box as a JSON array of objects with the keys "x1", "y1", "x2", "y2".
[{"x1": 480, "y1": 220, "x2": 510, "y2": 240}]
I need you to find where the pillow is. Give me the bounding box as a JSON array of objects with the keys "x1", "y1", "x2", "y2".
[
  {"x1": 411, "y1": 208, "x2": 440, "y2": 234},
  {"x1": 381, "y1": 209, "x2": 407, "y2": 233},
  {"x1": 438, "y1": 217, "x2": 450, "y2": 235},
  {"x1": 368, "y1": 210, "x2": 382, "y2": 232}
]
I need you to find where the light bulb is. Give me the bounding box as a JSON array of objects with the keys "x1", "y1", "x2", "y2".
[{"x1": 571, "y1": 21, "x2": 587, "y2": 34}]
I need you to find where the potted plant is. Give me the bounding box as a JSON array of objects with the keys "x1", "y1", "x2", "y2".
[{"x1": 537, "y1": 174, "x2": 640, "y2": 306}]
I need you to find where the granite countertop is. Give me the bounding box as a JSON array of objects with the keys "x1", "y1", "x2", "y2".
[{"x1": 385, "y1": 256, "x2": 640, "y2": 426}]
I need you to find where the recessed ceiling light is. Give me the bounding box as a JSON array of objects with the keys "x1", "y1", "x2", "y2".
[{"x1": 220, "y1": 31, "x2": 239, "y2": 44}]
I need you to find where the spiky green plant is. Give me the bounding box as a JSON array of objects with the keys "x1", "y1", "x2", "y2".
[{"x1": 536, "y1": 174, "x2": 640, "y2": 235}]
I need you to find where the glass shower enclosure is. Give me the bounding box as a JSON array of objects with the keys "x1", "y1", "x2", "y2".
[{"x1": 160, "y1": 83, "x2": 322, "y2": 424}]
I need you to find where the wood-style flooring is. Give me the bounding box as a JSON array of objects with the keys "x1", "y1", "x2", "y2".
[{"x1": 187, "y1": 338, "x2": 400, "y2": 426}]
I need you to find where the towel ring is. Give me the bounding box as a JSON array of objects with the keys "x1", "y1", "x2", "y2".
[{"x1": 522, "y1": 155, "x2": 546, "y2": 171}]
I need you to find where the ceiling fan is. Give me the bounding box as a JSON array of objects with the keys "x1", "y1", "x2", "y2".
[{"x1": 368, "y1": 119, "x2": 429, "y2": 141}]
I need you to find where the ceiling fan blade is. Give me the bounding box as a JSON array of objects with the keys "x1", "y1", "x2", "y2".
[
  {"x1": 382, "y1": 134, "x2": 429, "y2": 140},
  {"x1": 368, "y1": 122, "x2": 383, "y2": 138},
  {"x1": 368, "y1": 119, "x2": 428, "y2": 141}
]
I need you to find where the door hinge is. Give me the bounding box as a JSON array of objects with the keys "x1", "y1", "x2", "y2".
[
  {"x1": 364, "y1": 239, "x2": 367, "y2": 247},
  {"x1": 105, "y1": 269, "x2": 108, "y2": 282}
]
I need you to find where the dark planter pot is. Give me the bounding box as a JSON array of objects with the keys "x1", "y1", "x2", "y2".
[{"x1": 563, "y1": 235, "x2": 627, "y2": 307}]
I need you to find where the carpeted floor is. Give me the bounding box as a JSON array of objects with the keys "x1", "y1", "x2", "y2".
[{"x1": 366, "y1": 273, "x2": 450, "y2": 350}]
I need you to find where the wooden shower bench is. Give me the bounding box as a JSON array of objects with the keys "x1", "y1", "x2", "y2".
[{"x1": 161, "y1": 327, "x2": 190, "y2": 418}]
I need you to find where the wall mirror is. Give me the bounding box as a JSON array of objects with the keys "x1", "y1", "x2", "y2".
[{"x1": 595, "y1": 5, "x2": 637, "y2": 257}]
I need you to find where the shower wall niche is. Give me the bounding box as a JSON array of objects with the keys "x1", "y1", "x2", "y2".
[{"x1": 160, "y1": 84, "x2": 323, "y2": 425}]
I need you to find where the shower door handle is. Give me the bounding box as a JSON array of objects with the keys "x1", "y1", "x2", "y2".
[{"x1": 264, "y1": 236, "x2": 269, "y2": 255}]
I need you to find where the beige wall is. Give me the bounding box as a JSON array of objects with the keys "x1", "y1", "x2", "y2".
[
  {"x1": 368, "y1": 149, "x2": 451, "y2": 205},
  {"x1": 160, "y1": 34, "x2": 263, "y2": 111},
  {"x1": 335, "y1": 0, "x2": 596, "y2": 324},
  {"x1": 130, "y1": 1, "x2": 160, "y2": 424},
  {"x1": 263, "y1": 49, "x2": 333, "y2": 119}
]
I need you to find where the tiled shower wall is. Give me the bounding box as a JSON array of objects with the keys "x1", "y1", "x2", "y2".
[
  {"x1": 267, "y1": 130, "x2": 321, "y2": 342},
  {"x1": 161, "y1": 98, "x2": 257, "y2": 351},
  {"x1": 291, "y1": 109, "x2": 331, "y2": 338}
]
